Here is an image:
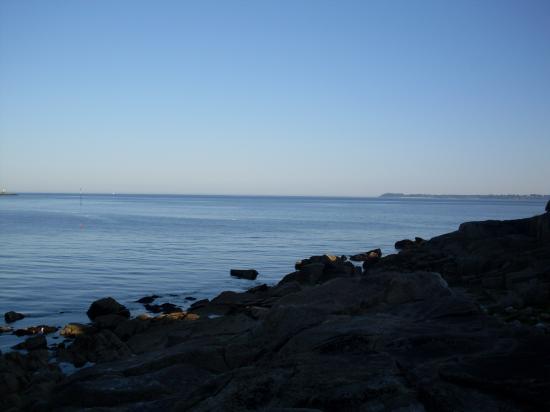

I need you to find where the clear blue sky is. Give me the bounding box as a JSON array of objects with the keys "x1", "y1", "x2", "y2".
[{"x1": 1, "y1": 0, "x2": 549, "y2": 196}]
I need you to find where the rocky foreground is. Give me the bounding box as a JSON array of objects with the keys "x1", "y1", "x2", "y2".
[{"x1": 2, "y1": 208, "x2": 550, "y2": 411}]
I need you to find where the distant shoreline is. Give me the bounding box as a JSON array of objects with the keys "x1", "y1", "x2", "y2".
[{"x1": 379, "y1": 193, "x2": 550, "y2": 200}]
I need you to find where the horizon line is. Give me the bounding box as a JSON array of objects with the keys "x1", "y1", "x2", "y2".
[{"x1": 4, "y1": 191, "x2": 550, "y2": 199}]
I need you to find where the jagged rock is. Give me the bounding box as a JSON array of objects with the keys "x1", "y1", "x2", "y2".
[
  {"x1": 4, "y1": 311, "x2": 25, "y2": 323},
  {"x1": 13, "y1": 335, "x2": 47, "y2": 351},
  {"x1": 230, "y1": 269, "x2": 259, "y2": 280},
  {"x1": 0, "y1": 325, "x2": 13, "y2": 333},
  {"x1": 295, "y1": 254, "x2": 338, "y2": 270},
  {"x1": 350, "y1": 248, "x2": 382, "y2": 262},
  {"x1": 546, "y1": 199, "x2": 550, "y2": 213},
  {"x1": 86, "y1": 297, "x2": 130, "y2": 320},
  {"x1": 281, "y1": 255, "x2": 359, "y2": 286},
  {"x1": 57, "y1": 329, "x2": 131, "y2": 367}
]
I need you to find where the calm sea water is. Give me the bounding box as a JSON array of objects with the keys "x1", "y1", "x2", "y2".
[{"x1": 0, "y1": 193, "x2": 545, "y2": 351}]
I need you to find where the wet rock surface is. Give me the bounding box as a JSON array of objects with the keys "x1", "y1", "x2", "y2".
[{"x1": 2, "y1": 211, "x2": 550, "y2": 411}]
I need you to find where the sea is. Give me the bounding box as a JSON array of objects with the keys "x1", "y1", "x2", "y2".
[{"x1": 0, "y1": 193, "x2": 546, "y2": 351}]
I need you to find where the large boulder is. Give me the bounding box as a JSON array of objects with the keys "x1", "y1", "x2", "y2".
[
  {"x1": 86, "y1": 297, "x2": 130, "y2": 321},
  {"x1": 546, "y1": 199, "x2": 550, "y2": 213}
]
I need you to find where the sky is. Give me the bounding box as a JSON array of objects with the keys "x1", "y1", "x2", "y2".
[{"x1": 0, "y1": 0, "x2": 549, "y2": 196}]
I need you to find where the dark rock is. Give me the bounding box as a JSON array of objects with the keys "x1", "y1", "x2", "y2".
[
  {"x1": 113, "y1": 318, "x2": 150, "y2": 340},
  {"x1": 0, "y1": 325, "x2": 13, "y2": 333},
  {"x1": 93, "y1": 314, "x2": 128, "y2": 330},
  {"x1": 189, "y1": 299, "x2": 209, "y2": 310},
  {"x1": 86, "y1": 297, "x2": 130, "y2": 320},
  {"x1": 185, "y1": 296, "x2": 197, "y2": 301},
  {"x1": 280, "y1": 255, "x2": 359, "y2": 286},
  {"x1": 247, "y1": 284, "x2": 269, "y2": 293},
  {"x1": 13, "y1": 335, "x2": 47, "y2": 351},
  {"x1": 159, "y1": 303, "x2": 182, "y2": 314},
  {"x1": 144, "y1": 302, "x2": 182, "y2": 314},
  {"x1": 395, "y1": 239, "x2": 415, "y2": 250},
  {"x1": 546, "y1": 199, "x2": 550, "y2": 213},
  {"x1": 295, "y1": 254, "x2": 339, "y2": 270},
  {"x1": 359, "y1": 249, "x2": 382, "y2": 273},
  {"x1": 350, "y1": 248, "x2": 382, "y2": 262},
  {"x1": 4, "y1": 311, "x2": 25, "y2": 323},
  {"x1": 144, "y1": 303, "x2": 162, "y2": 313},
  {"x1": 135, "y1": 295, "x2": 159, "y2": 304},
  {"x1": 230, "y1": 269, "x2": 259, "y2": 280},
  {"x1": 14, "y1": 325, "x2": 58, "y2": 337},
  {"x1": 57, "y1": 329, "x2": 131, "y2": 367}
]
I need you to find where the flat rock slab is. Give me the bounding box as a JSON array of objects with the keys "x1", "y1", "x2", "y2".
[{"x1": 230, "y1": 269, "x2": 259, "y2": 280}]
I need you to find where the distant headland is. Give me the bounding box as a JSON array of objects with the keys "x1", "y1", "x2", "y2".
[{"x1": 380, "y1": 192, "x2": 550, "y2": 200}]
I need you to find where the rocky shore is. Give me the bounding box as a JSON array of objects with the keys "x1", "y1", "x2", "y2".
[{"x1": 1, "y1": 206, "x2": 550, "y2": 411}]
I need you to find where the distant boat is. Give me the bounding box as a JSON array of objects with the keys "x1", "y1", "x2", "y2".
[{"x1": 0, "y1": 188, "x2": 17, "y2": 196}]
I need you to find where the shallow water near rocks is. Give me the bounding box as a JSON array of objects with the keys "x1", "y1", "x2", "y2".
[{"x1": 0, "y1": 193, "x2": 545, "y2": 351}]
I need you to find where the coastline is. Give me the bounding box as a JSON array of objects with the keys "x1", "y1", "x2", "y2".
[{"x1": 2, "y1": 207, "x2": 550, "y2": 411}]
